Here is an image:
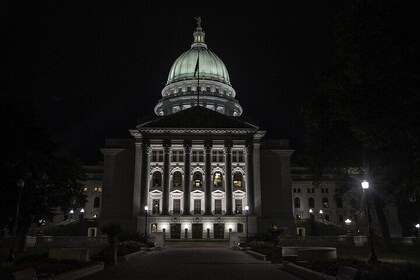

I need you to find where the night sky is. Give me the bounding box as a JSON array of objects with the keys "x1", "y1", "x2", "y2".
[{"x1": 3, "y1": 1, "x2": 338, "y2": 164}]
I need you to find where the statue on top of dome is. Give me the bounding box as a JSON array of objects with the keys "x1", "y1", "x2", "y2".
[{"x1": 195, "y1": 16, "x2": 201, "y2": 28}]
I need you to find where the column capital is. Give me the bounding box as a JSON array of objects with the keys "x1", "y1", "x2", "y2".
[
  {"x1": 204, "y1": 145, "x2": 212, "y2": 154},
  {"x1": 223, "y1": 146, "x2": 232, "y2": 154},
  {"x1": 144, "y1": 145, "x2": 152, "y2": 155},
  {"x1": 183, "y1": 145, "x2": 192, "y2": 154},
  {"x1": 244, "y1": 145, "x2": 253, "y2": 156},
  {"x1": 163, "y1": 145, "x2": 172, "y2": 154}
]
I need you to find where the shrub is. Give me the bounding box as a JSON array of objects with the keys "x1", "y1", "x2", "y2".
[
  {"x1": 119, "y1": 240, "x2": 146, "y2": 251},
  {"x1": 101, "y1": 223, "x2": 122, "y2": 246},
  {"x1": 360, "y1": 262, "x2": 420, "y2": 280}
]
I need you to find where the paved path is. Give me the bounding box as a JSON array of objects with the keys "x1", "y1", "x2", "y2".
[{"x1": 82, "y1": 247, "x2": 301, "y2": 280}]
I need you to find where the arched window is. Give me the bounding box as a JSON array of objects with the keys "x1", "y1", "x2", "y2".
[
  {"x1": 173, "y1": 171, "x2": 182, "y2": 188},
  {"x1": 193, "y1": 171, "x2": 203, "y2": 188},
  {"x1": 93, "y1": 197, "x2": 100, "y2": 208},
  {"x1": 233, "y1": 172, "x2": 243, "y2": 188},
  {"x1": 152, "y1": 171, "x2": 162, "y2": 187},
  {"x1": 336, "y1": 197, "x2": 343, "y2": 208},
  {"x1": 294, "y1": 197, "x2": 301, "y2": 208},
  {"x1": 213, "y1": 172, "x2": 223, "y2": 187},
  {"x1": 323, "y1": 197, "x2": 329, "y2": 208},
  {"x1": 308, "y1": 197, "x2": 315, "y2": 208}
]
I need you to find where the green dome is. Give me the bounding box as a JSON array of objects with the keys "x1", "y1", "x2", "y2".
[{"x1": 166, "y1": 30, "x2": 231, "y2": 86}]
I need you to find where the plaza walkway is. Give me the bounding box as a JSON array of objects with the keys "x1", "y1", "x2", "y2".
[{"x1": 82, "y1": 246, "x2": 302, "y2": 280}]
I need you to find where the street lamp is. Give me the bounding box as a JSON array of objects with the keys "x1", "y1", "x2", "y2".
[
  {"x1": 319, "y1": 209, "x2": 324, "y2": 223},
  {"x1": 345, "y1": 218, "x2": 352, "y2": 235},
  {"x1": 415, "y1": 223, "x2": 420, "y2": 237},
  {"x1": 69, "y1": 209, "x2": 74, "y2": 220},
  {"x1": 361, "y1": 180, "x2": 378, "y2": 262},
  {"x1": 144, "y1": 205, "x2": 149, "y2": 235},
  {"x1": 79, "y1": 208, "x2": 85, "y2": 220},
  {"x1": 245, "y1": 205, "x2": 249, "y2": 242},
  {"x1": 7, "y1": 179, "x2": 25, "y2": 262},
  {"x1": 309, "y1": 208, "x2": 314, "y2": 219}
]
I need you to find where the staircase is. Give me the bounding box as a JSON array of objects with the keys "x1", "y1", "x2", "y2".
[
  {"x1": 43, "y1": 219, "x2": 98, "y2": 236},
  {"x1": 296, "y1": 219, "x2": 347, "y2": 236},
  {"x1": 164, "y1": 239, "x2": 229, "y2": 248}
]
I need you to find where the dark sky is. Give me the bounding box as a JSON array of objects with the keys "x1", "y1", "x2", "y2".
[{"x1": 3, "y1": 0, "x2": 339, "y2": 164}]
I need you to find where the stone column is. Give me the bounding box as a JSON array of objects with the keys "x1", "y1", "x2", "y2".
[
  {"x1": 162, "y1": 144, "x2": 171, "y2": 215},
  {"x1": 140, "y1": 145, "x2": 151, "y2": 211},
  {"x1": 253, "y1": 142, "x2": 262, "y2": 216},
  {"x1": 204, "y1": 144, "x2": 212, "y2": 215},
  {"x1": 245, "y1": 145, "x2": 255, "y2": 215},
  {"x1": 224, "y1": 145, "x2": 233, "y2": 215},
  {"x1": 183, "y1": 144, "x2": 191, "y2": 215},
  {"x1": 132, "y1": 142, "x2": 143, "y2": 217}
]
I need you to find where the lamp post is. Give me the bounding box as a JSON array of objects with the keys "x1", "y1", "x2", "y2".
[
  {"x1": 7, "y1": 179, "x2": 25, "y2": 262},
  {"x1": 69, "y1": 209, "x2": 74, "y2": 220},
  {"x1": 345, "y1": 218, "x2": 352, "y2": 235},
  {"x1": 79, "y1": 208, "x2": 85, "y2": 220},
  {"x1": 319, "y1": 209, "x2": 324, "y2": 223},
  {"x1": 245, "y1": 205, "x2": 249, "y2": 242},
  {"x1": 144, "y1": 205, "x2": 149, "y2": 235},
  {"x1": 361, "y1": 180, "x2": 378, "y2": 262},
  {"x1": 415, "y1": 223, "x2": 420, "y2": 237},
  {"x1": 309, "y1": 208, "x2": 314, "y2": 219}
]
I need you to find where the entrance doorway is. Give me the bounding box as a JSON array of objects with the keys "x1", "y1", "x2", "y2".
[
  {"x1": 192, "y1": 224, "x2": 203, "y2": 239},
  {"x1": 170, "y1": 223, "x2": 181, "y2": 239},
  {"x1": 213, "y1": 223, "x2": 224, "y2": 239}
]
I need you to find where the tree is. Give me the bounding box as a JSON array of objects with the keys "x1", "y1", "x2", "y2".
[
  {"x1": 302, "y1": 0, "x2": 420, "y2": 250},
  {"x1": 0, "y1": 94, "x2": 87, "y2": 236}
]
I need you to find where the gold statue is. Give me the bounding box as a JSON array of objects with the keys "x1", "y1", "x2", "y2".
[{"x1": 195, "y1": 16, "x2": 201, "y2": 28}]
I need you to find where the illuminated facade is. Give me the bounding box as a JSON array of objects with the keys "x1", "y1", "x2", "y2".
[{"x1": 99, "y1": 23, "x2": 295, "y2": 239}]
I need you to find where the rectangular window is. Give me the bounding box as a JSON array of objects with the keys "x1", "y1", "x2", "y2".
[
  {"x1": 237, "y1": 223, "x2": 244, "y2": 233},
  {"x1": 212, "y1": 150, "x2": 224, "y2": 162},
  {"x1": 194, "y1": 199, "x2": 201, "y2": 215},
  {"x1": 151, "y1": 223, "x2": 157, "y2": 233},
  {"x1": 235, "y1": 199, "x2": 242, "y2": 214},
  {"x1": 232, "y1": 150, "x2": 244, "y2": 162},
  {"x1": 312, "y1": 188, "x2": 315, "y2": 193},
  {"x1": 307, "y1": 188, "x2": 311, "y2": 193},
  {"x1": 326, "y1": 188, "x2": 329, "y2": 193},
  {"x1": 293, "y1": 188, "x2": 296, "y2": 193},
  {"x1": 173, "y1": 199, "x2": 181, "y2": 215},
  {"x1": 297, "y1": 188, "x2": 301, "y2": 193},
  {"x1": 214, "y1": 199, "x2": 222, "y2": 215},
  {"x1": 192, "y1": 150, "x2": 204, "y2": 162},
  {"x1": 152, "y1": 150, "x2": 163, "y2": 162},
  {"x1": 321, "y1": 188, "x2": 324, "y2": 193},
  {"x1": 171, "y1": 150, "x2": 184, "y2": 162}
]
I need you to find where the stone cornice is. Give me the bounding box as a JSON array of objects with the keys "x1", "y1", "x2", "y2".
[{"x1": 138, "y1": 128, "x2": 257, "y2": 134}]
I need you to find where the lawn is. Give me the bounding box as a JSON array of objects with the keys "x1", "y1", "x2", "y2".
[
  {"x1": 0, "y1": 254, "x2": 92, "y2": 280},
  {"x1": 336, "y1": 246, "x2": 420, "y2": 266}
]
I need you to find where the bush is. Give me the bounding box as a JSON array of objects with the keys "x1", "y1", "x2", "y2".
[
  {"x1": 101, "y1": 223, "x2": 122, "y2": 246},
  {"x1": 117, "y1": 230, "x2": 147, "y2": 243},
  {"x1": 119, "y1": 241, "x2": 146, "y2": 251},
  {"x1": 360, "y1": 262, "x2": 420, "y2": 280}
]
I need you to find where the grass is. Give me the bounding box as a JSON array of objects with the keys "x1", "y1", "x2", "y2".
[{"x1": 336, "y1": 246, "x2": 420, "y2": 266}]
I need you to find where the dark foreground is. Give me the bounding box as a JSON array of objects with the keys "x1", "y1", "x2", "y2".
[{"x1": 82, "y1": 247, "x2": 301, "y2": 280}]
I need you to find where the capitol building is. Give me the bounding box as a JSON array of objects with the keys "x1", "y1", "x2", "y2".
[{"x1": 62, "y1": 21, "x2": 401, "y2": 240}]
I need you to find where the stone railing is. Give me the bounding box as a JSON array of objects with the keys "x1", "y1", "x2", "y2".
[{"x1": 26, "y1": 236, "x2": 108, "y2": 248}]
